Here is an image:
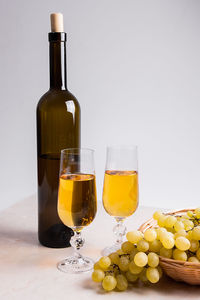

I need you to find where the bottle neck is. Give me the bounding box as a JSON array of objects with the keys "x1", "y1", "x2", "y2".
[{"x1": 49, "y1": 32, "x2": 67, "y2": 90}]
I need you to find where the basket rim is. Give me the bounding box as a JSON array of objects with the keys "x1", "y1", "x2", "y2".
[{"x1": 138, "y1": 208, "x2": 200, "y2": 268}]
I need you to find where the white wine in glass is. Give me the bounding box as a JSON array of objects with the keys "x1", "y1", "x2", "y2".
[
  {"x1": 58, "y1": 174, "x2": 96, "y2": 230},
  {"x1": 57, "y1": 148, "x2": 97, "y2": 273},
  {"x1": 102, "y1": 146, "x2": 139, "y2": 256}
]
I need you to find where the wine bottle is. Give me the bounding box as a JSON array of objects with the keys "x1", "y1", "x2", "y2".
[{"x1": 37, "y1": 13, "x2": 81, "y2": 248}]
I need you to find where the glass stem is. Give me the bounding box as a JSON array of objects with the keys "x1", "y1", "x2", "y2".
[
  {"x1": 70, "y1": 231, "x2": 85, "y2": 260},
  {"x1": 113, "y1": 218, "x2": 126, "y2": 246}
]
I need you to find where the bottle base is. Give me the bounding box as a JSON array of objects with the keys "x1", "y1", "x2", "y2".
[
  {"x1": 38, "y1": 239, "x2": 71, "y2": 248},
  {"x1": 38, "y1": 223, "x2": 73, "y2": 248}
]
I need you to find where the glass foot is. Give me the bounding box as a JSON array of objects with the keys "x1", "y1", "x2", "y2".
[
  {"x1": 101, "y1": 244, "x2": 121, "y2": 256},
  {"x1": 57, "y1": 256, "x2": 94, "y2": 274}
]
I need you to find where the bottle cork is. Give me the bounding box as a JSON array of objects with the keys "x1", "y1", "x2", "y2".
[{"x1": 50, "y1": 13, "x2": 64, "y2": 32}]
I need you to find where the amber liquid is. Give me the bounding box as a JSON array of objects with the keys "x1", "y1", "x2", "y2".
[
  {"x1": 103, "y1": 170, "x2": 138, "y2": 218},
  {"x1": 58, "y1": 174, "x2": 97, "y2": 231}
]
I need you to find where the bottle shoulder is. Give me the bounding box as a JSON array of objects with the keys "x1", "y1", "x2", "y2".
[{"x1": 37, "y1": 89, "x2": 80, "y2": 111}]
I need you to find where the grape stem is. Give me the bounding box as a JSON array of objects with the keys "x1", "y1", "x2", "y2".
[
  {"x1": 105, "y1": 264, "x2": 120, "y2": 276},
  {"x1": 113, "y1": 263, "x2": 120, "y2": 270},
  {"x1": 188, "y1": 250, "x2": 195, "y2": 256},
  {"x1": 119, "y1": 254, "x2": 130, "y2": 258}
]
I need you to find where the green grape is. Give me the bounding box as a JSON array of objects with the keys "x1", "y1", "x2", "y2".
[
  {"x1": 186, "y1": 230, "x2": 193, "y2": 240},
  {"x1": 102, "y1": 275, "x2": 117, "y2": 291},
  {"x1": 99, "y1": 256, "x2": 111, "y2": 270},
  {"x1": 183, "y1": 219, "x2": 194, "y2": 231},
  {"x1": 160, "y1": 230, "x2": 173, "y2": 242},
  {"x1": 130, "y1": 249, "x2": 138, "y2": 261},
  {"x1": 187, "y1": 210, "x2": 194, "y2": 218},
  {"x1": 157, "y1": 266, "x2": 163, "y2": 278},
  {"x1": 129, "y1": 261, "x2": 143, "y2": 274},
  {"x1": 160, "y1": 247, "x2": 172, "y2": 258},
  {"x1": 164, "y1": 215, "x2": 177, "y2": 228},
  {"x1": 166, "y1": 227, "x2": 175, "y2": 234},
  {"x1": 116, "y1": 274, "x2": 128, "y2": 291},
  {"x1": 188, "y1": 256, "x2": 199, "y2": 263},
  {"x1": 189, "y1": 240, "x2": 199, "y2": 252},
  {"x1": 173, "y1": 249, "x2": 187, "y2": 261},
  {"x1": 156, "y1": 227, "x2": 167, "y2": 241},
  {"x1": 109, "y1": 252, "x2": 120, "y2": 265},
  {"x1": 174, "y1": 221, "x2": 184, "y2": 232},
  {"x1": 148, "y1": 252, "x2": 159, "y2": 268},
  {"x1": 139, "y1": 268, "x2": 148, "y2": 282},
  {"x1": 144, "y1": 228, "x2": 157, "y2": 242},
  {"x1": 125, "y1": 271, "x2": 138, "y2": 282},
  {"x1": 134, "y1": 252, "x2": 148, "y2": 267},
  {"x1": 192, "y1": 226, "x2": 200, "y2": 240},
  {"x1": 121, "y1": 241, "x2": 135, "y2": 254},
  {"x1": 175, "y1": 237, "x2": 190, "y2": 251},
  {"x1": 195, "y1": 207, "x2": 200, "y2": 219},
  {"x1": 174, "y1": 229, "x2": 187, "y2": 239},
  {"x1": 167, "y1": 231, "x2": 174, "y2": 238},
  {"x1": 157, "y1": 215, "x2": 167, "y2": 227},
  {"x1": 196, "y1": 248, "x2": 200, "y2": 260},
  {"x1": 146, "y1": 267, "x2": 160, "y2": 283},
  {"x1": 195, "y1": 207, "x2": 200, "y2": 214},
  {"x1": 153, "y1": 210, "x2": 163, "y2": 220},
  {"x1": 126, "y1": 230, "x2": 143, "y2": 244},
  {"x1": 93, "y1": 262, "x2": 101, "y2": 270},
  {"x1": 149, "y1": 239, "x2": 162, "y2": 253},
  {"x1": 137, "y1": 239, "x2": 149, "y2": 252},
  {"x1": 118, "y1": 256, "x2": 130, "y2": 272},
  {"x1": 92, "y1": 270, "x2": 105, "y2": 282},
  {"x1": 161, "y1": 234, "x2": 175, "y2": 249}
]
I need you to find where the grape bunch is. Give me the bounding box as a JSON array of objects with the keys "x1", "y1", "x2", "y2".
[
  {"x1": 92, "y1": 231, "x2": 162, "y2": 291},
  {"x1": 92, "y1": 207, "x2": 200, "y2": 292},
  {"x1": 152, "y1": 208, "x2": 200, "y2": 262}
]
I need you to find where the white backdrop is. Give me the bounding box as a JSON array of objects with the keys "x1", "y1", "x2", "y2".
[{"x1": 0, "y1": 0, "x2": 200, "y2": 211}]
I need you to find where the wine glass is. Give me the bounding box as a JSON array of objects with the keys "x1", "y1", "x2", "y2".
[
  {"x1": 102, "y1": 145, "x2": 139, "y2": 256},
  {"x1": 57, "y1": 148, "x2": 97, "y2": 273}
]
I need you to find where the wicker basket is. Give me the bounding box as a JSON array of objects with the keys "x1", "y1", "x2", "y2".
[{"x1": 138, "y1": 208, "x2": 200, "y2": 285}]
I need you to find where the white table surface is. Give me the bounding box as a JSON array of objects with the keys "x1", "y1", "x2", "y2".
[{"x1": 0, "y1": 196, "x2": 199, "y2": 300}]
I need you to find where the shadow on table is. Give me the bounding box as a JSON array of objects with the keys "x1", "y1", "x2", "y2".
[
  {"x1": 81, "y1": 274, "x2": 200, "y2": 297},
  {"x1": 0, "y1": 226, "x2": 39, "y2": 247},
  {"x1": 144, "y1": 275, "x2": 200, "y2": 297}
]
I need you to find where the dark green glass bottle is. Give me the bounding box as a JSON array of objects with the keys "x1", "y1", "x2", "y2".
[{"x1": 37, "y1": 29, "x2": 80, "y2": 248}]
